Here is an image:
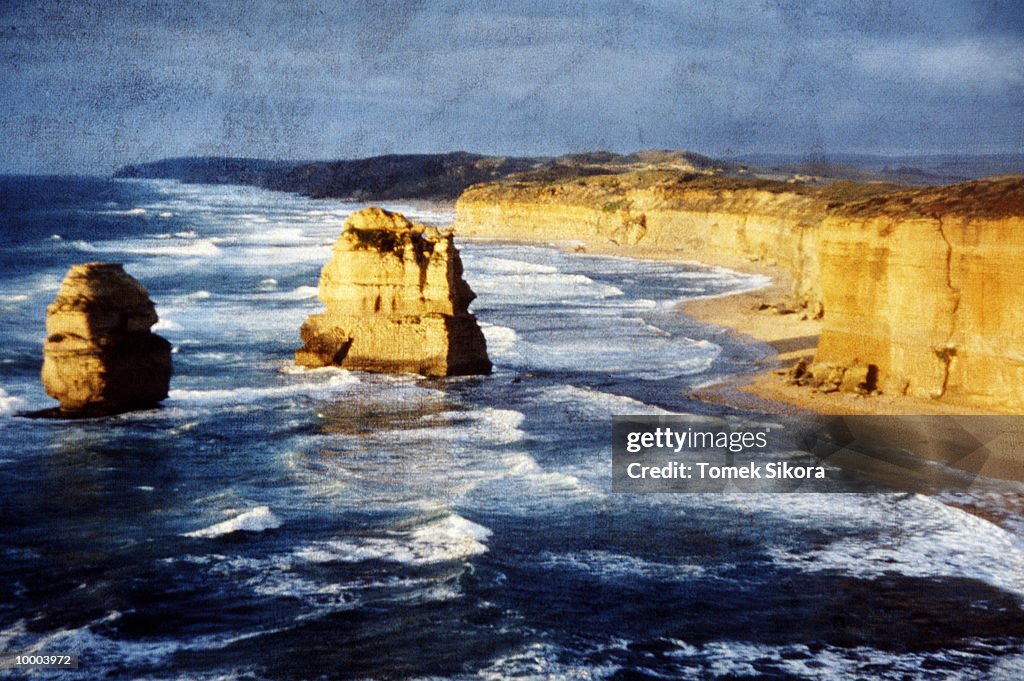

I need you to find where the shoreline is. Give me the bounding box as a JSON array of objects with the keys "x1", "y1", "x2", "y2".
[
  {"x1": 462, "y1": 233, "x2": 1003, "y2": 418},
  {"x1": 457, "y1": 234, "x2": 1024, "y2": 481}
]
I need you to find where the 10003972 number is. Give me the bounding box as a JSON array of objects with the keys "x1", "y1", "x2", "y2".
[{"x1": 4, "y1": 653, "x2": 79, "y2": 669}]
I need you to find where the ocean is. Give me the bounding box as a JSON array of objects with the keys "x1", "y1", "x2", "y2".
[{"x1": 1, "y1": 176, "x2": 1023, "y2": 680}]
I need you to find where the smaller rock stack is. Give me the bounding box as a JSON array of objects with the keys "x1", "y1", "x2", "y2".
[
  {"x1": 42, "y1": 263, "x2": 172, "y2": 415},
  {"x1": 296, "y1": 207, "x2": 491, "y2": 376}
]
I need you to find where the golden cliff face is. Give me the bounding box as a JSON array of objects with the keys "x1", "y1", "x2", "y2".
[
  {"x1": 453, "y1": 173, "x2": 848, "y2": 310},
  {"x1": 296, "y1": 207, "x2": 491, "y2": 376},
  {"x1": 816, "y1": 178, "x2": 1024, "y2": 410},
  {"x1": 454, "y1": 171, "x2": 1024, "y2": 411}
]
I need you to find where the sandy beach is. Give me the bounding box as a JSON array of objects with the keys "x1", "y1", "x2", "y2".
[{"x1": 679, "y1": 266, "x2": 1002, "y2": 418}]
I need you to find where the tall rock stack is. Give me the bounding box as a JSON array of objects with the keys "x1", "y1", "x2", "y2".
[
  {"x1": 296, "y1": 207, "x2": 491, "y2": 376},
  {"x1": 42, "y1": 263, "x2": 172, "y2": 415}
]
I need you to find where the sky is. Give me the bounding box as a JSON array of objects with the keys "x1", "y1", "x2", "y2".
[{"x1": 1, "y1": 0, "x2": 1022, "y2": 174}]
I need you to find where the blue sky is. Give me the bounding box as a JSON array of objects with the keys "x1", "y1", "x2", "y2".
[{"x1": 2, "y1": 0, "x2": 1022, "y2": 173}]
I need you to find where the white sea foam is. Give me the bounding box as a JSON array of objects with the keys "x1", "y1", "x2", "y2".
[
  {"x1": 537, "y1": 550, "x2": 705, "y2": 581},
  {"x1": 408, "y1": 407, "x2": 526, "y2": 446},
  {"x1": 96, "y1": 207, "x2": 147, "y2": 217},
  {"x1": 151, "y1": 318, "x2": 182, "y2": 332},
  {"x1": 0, "y1": 389, "x2": 26, "y2": 417},
  {"x1": 263, "y1": 285, "x2": 319, "y2": 300},
  {"x1": 295, "y1": 514, "x2": 492, "y2": 566},
  {"x1": 479, "y1": 322, "x2": 518, "y2": 355},
  {"x1": 766, "y1": 493, "x2": 1024, "y2": 597},
  {"x1": 501, "y1": 453, "x2": 588, "y2": 493},
  {"x1": 467, "y1": 261, "x2": 626, "y2": 305},
  {"x1": 0, "y1": 611, "x2": 279, "y2": 678},
  {"x1": 167, "y1": 372, "x2": 359, "y2": 406},
  {"x1": 244, "y1": 227, "x2": 312, "y2": 245},
  {"x1": 508, "y1": 334, "x2": 719, "y2": 380},
  {"x1": 466, "y1": 255, "x2": 560, "y2": 275},
  {"x1": 184, "y1": 506, "x2": 282, "y2": 538},
  {"x1": 74, "y1": 238, "x2": 221, "y2": 258},
  {"x1": 478, "y1": 641, "x2": 621, "y2": 681},
  {"x1": 541, "y1": 384, "x2": 670, "y2": 417}
]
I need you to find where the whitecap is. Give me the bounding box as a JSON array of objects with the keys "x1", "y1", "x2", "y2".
[
  {"x1": 539, "y1": 385, "x2": 671, "y2": 417},
  {"x1": 465, "y1": 255, "x2": 560, "y2": 275},
  {"x1": 265, "y1": 285, "x2": 319, "y2": 301},
  {"x1": 766, "y1": 493, "x2": 1024, "y2": 597},
  {"x1": 537, "y1": 550, "x2": 705, "y2": 581},
  {"x1": 296, "y1": 514, "x2": 491, "y2": 566},
  {"x1": 480, "y1": 322, "x2": 518, "y2": 354},
  {"x1": 152, "y1": 319, "x2": 182, "y2": 332},
  {"x1": 73, "y1": 239, "x2": 221, "y2": 258},
  {"x1": 184, "y1": 506, "x2": 281, "y2": 538},
  {"x1": 0, "y1": 389, "x2": 26, "y2": 417},
  {"x1": 166, "y1": 372, "x2": 359, "y2": 406}
]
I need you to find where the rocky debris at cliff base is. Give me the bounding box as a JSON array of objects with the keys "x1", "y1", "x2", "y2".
[
  {"x1": 39, "y1": 263, "x2": 172, "y2": 417},
  {"x1": 786, "y1": 358, "x2": 879, "y2": 396},
  {"x1": 296, "y1": 207, "x2": 491, "y2": 377},
  {"x1": 755, "y1": 300, "x2": 824, "y2": 320}
]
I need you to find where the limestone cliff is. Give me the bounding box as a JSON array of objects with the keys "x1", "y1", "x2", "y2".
[
  {"x1": 455, "y1": 173, "x2": 895, "y2": 311},
  {"x1": 42, "y1": 263, "x2": 172, "y2": 415},
  {"x1": 296, "y1": 207, "x2": 491, "y2": 376},
  {"x1": 454, "y1": 171, "x2": 1024, "y2": 411},
  {"x1": 815, "y1": 177, "x2": 1024, "y2": 410}
]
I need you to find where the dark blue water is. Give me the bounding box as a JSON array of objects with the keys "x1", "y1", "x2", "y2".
[{"x1": 1, "y1": 177, "x2": 1023, "y2": 680}]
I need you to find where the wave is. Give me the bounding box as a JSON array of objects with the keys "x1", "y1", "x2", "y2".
[
  {"x1": 539, "y1": 384, "x2": 671, "y2": 417},
  {"x1": 167, "y1": 372, "x2": 359, "y2": 406},
  {"x1": 479, "y1": 322, "x2": 518, "y2": 354},
  {"x1": 0, "y1": 611, "x2": 279, "y2": 679},
  {"x1": 73, "y1": 238, "x2": 222, "y2": 258},
  {"x1": 499, "y1": 334, "x2": 720, "y2": 380},
  {"x1": 260, "y1": 285, "x2": 319, "y2": 301},
  {"x1": 464, "y1": 254, "x2": 560, "y2": 275},
  {"x1": 765, "y1": 493, "x2": 1024, "y2": 597},
  {"x1": 96, "y1": 207, "x2": 147, "y2": 217},
  {"x1": 501, "y1": 452, "x2": 588, "y2": 494},
  {"x1": 184, "y1": 506, "x2": 282, "y2": 538},
  {"x1": 151, "y1": 318, "x2": 182, "y2": 332},
  {"x1": 295, "y1": 514, "x2": 492, "y2": 566},
  {"x1": 0, "y1": 388, "x2": 26, "y2": 416},
  {"x1": 536, "y1": 549, "x2": 705, "y2": 581}
]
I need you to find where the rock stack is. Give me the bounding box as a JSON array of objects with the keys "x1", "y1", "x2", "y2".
[
  {"x1": 42, "y1": 263, "x2": 172, "y2": 415},
  {"x1": 296, "y1": 207, "x2": 491, "y2": 376}
]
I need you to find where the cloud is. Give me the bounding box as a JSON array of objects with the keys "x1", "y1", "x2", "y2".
[{"x1": 1, "y1": 0, "x2": 1022, "y2": 172}]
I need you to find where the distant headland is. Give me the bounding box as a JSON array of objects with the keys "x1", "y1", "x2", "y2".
[{"x1": 113, "y1": 150, "x2": 1024, "y2": 202}]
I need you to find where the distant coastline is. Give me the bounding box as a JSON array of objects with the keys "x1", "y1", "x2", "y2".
[
  {"x1": 113, "y1": 150, "x2": 1024, "y2": 202},
  {"x1": 114, "y1": 150, "x2": 1024, "y2": 426}
]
